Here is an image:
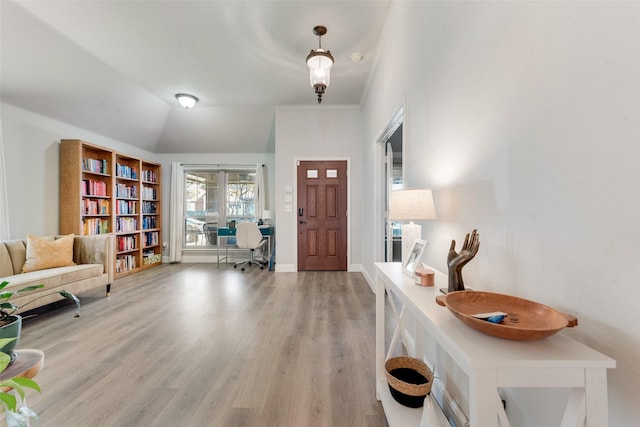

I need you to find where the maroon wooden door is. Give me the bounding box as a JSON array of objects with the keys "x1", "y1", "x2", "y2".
[{"x1": 297, "y1": 161, "x2": 348, "y2": 271}]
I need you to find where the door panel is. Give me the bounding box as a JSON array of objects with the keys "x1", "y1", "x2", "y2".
[{"x1": 297, "y1": 160, "x2": 347, "y2": 271}]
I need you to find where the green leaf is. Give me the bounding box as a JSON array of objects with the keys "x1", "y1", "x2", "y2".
[
  {"x1": 0, "y1": 379, "x2": 26, "y2": 401},
  {"x1": 11, "y1": 377, "x2": 41, "y2": 393},
  {"x1": 0, "y1": 302, "x2": 17, "y2": 310},
  {"x1": 0, "y1": 348, "x2": 14, "y2": 372},
  {"x1": 0, "y1": 293, "x2": 16, "y2": 301},
  {"x1": 0, "y1": 281, "x2": 9, "y2": 291},
  {"x1": 15, "y1": 285, "x2": 45, "y2": 294},
  {"x1": 0, "y1": 338, "x2": 17, "y2": 348},
  {"x1": 0, "y1": 390, "x2": 17, "y2": 411},
  {"x1": 59, "y1": 291, "x2": 81, "y2": 317}
]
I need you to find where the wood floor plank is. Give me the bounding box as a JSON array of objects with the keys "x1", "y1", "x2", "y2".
[{"x1": 16, "y1": 263, "x2": 388, "y2": 427}]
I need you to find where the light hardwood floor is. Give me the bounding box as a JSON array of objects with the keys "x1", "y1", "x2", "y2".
[{"x1": 18, "y1": 263, "x2": 388, "y2": 427}]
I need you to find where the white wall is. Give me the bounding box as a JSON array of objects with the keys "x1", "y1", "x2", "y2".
[
  {"x1": 0, "y1": 104, "x2": 276, "y2": 263},
  {"x1": 0, "y1": 103, "x2": 156, "y2": 238},
  {"x1": 274, "y1": 106, "x2": 363, "y2": 272},
  {"x1": 361, "y1": 1, "x2": 639, "y2": 425}
]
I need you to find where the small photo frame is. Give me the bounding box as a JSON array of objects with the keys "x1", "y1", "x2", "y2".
[{"x1": 402, "y1": 239, "x2": 428, "y2": 278}]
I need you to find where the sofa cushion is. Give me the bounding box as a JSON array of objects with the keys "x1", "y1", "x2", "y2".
[
  {"x1": 3, "y1": 239, "x2": 28, "y2": 275},
  {"x1": 3, "y1": 264, "x2": 104, "y2": 289},
  {"x1": 22, "y1": 234, "x2": 76, "y2": 273},
  {"x1": 0, "y1": 243, "x2": 14, "y2": 278}
]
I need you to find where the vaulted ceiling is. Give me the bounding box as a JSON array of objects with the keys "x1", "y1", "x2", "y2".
[{"x1": 0, "y1": 0, "x2": 391, "y2": 154}]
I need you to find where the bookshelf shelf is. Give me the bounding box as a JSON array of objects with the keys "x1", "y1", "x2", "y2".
[{"x1": 60, "y1": 139, "x2": 162, "y2": 279}]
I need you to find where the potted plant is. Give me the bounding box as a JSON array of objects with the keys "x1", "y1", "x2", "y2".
[
  {"x1": 0, "y1": 338, "x2": 41, "y2": 427},
  {"x1": 0, "y1": 281, "x2": 80, "y2": 359}
]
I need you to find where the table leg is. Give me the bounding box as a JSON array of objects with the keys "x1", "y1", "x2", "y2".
[
  {"x1": 217, "y1": 235, "x2": 221, "y2": 269},
  {"x1": 469, "y1": 368, "x2": 503, "y2": 426},
  {"x1": 584, "y1": 368, "x2": 609, "y2": 427},
  {"x1": 375, "y1": 274, "x2": 385, "y2": 401}
]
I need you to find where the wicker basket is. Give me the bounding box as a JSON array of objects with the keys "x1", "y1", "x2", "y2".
[{"x1": 385, "y1": 356, "x2": 433, "y2": 408}]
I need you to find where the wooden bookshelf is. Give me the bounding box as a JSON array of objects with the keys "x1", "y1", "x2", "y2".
[
  {"x1": 141, "y1": 161, "x2": 162, "y2": 269},
  {"x1": 60, "y1": 139, "x2": 162, "y2": 278}
]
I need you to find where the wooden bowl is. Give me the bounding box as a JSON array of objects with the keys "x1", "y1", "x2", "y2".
[{"x1": 436, "y1": 291, "x2": 577, "y2": 341}]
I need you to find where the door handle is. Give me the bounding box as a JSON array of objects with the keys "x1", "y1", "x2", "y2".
[{"x1": 299, "y1": 220, "x2": 307, "y2": 224}]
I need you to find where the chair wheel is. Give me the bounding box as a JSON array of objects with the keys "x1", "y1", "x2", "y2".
[
  {"x1": 234, "y1": 265, "x2": 237, "y2": 269},
  {"x1": 241, "y1": 267, "x2": 245, "y2": 271},
  {"x1": 260, "y1": 266, "x2": 264, "y2": 270}
]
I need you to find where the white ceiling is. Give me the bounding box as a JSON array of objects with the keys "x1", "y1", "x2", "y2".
[{"x1": 0, "y1": 0, "x2": 391, "y2": 153}]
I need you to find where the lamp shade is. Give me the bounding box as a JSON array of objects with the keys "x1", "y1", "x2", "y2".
[
  {"x1": 389, "y1": 189, "x2": 437, "y2": 221},
  {"x1": 175, "y1": 93, "x2": 199, "y2": 109},
  {"x1": 307, "y1": 49, "x2": 333, "y2": 88}
]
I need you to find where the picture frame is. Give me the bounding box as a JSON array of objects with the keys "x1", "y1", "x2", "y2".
[{"x1": 402, "y1": 239, "x2": 428, "y2": 278}]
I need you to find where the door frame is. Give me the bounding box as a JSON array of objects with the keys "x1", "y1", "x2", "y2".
[
  {"x1": 374, "y1": 105, "x2": 405, "y2": 264},
  {"x1": 292, "y1": 157, "x2": 351, "y2": 272}
]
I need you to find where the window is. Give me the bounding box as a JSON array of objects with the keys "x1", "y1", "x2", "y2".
[{"x1": 183, "y1": 169, "x2": 256, "y2": 247}]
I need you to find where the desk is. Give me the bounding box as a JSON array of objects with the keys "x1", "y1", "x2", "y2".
[
  {"x1": 375, "y1": 262, "x2": 616, "y2": 427},
  {"x1": 217, "y1": 226, "x2": 274, "y2": 269}
]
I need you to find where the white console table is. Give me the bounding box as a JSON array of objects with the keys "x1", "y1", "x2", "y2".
[{"x1": 375, "y1": 262, "x2": 616, "y2": 427}]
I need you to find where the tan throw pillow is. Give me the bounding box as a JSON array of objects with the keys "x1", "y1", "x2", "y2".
[{"x1": 22, "y1": 234, "x2": 76, "y2": 273}]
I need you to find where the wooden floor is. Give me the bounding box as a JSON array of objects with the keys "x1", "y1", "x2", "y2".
[{"x1": 18, "y1": 263, "x2": 388, "y2": 427}]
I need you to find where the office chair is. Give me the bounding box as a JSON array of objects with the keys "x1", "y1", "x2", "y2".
[{"x1": 233, "y1": 222, "x2": 267, "y2": 271}]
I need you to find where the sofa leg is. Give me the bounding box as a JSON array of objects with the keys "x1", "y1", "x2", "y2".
[{"x1": 106, "y1": 283, "x2": 111, "y2": 297}]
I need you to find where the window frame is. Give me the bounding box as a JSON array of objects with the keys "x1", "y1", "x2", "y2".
[{"x1": 182, "y1": 166, "x2": 257, "y2": 248}]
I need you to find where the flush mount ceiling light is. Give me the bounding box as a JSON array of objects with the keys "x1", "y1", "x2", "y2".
[
  {"x1": 175, "y1": 93, "x2": 199, "y2": 109},
  {"x1": 306, "y1": 25, "x2": 334, "y2": 104}
]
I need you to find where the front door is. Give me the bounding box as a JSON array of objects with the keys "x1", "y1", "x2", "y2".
[{"x1": 297, "y1": 160, "x2": 347, "y2": 271}]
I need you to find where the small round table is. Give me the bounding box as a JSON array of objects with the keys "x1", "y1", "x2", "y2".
[{"x1": 0, "y1": 349, "x2": 44, "y2": 388}]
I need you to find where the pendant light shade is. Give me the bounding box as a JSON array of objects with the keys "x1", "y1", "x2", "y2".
[{"x1": 306, "y1": 26, "x2": 334, "y2": 104}]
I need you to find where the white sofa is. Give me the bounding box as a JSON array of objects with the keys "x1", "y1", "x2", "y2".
[{"x1": 0, "y1": 235, "x2": 114, "y2": 312}]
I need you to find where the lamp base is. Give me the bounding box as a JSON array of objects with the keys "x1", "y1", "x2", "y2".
[{"x1": 401, "y1": 222, "x2": 421, "y2": 266}]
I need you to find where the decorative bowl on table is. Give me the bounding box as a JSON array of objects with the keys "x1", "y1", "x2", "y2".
[{"x1": 435, "y1": 291, "x2": 577, "y2": 341}]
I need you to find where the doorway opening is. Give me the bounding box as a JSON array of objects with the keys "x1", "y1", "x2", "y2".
[{"x1": 378, "y1": 108, "x2": 404, "y2": 262}]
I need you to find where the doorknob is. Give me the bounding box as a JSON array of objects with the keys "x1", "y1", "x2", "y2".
[{"x1": 299, "y1": 220, "x2": 307, "y2": 224}]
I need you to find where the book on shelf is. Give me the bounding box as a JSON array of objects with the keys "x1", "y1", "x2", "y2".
[
  {"x1": 142, "y1": 169, "x2": 157, "y2": 183},
  {"x1": 141, "y1": 186, "x2": 157, "y2": 200},
  {"x1": 82, "y1": 157, "x2": 109, "y2": 174},
  {"x1": 116, "y1": 183, "x2": 137, "y2": 198},
  {"x1": 142, "y1": 216, "x2": 157, "y2": 229},
  {"x1": 82, "y1": 198, "x2": 110, "y2": 215},
  {"x1": 116, "y1": 254, "x2": 137, "y2": 273},
  {"x1": 83, "y1": 218, "x2": 109, "y2": 234},
  {"x1": 116, "y1": 217, "x2": 138, "y2": 233},
  {"x1": 144, "y1": 231, "x2": 159, "y2": 247},
  {"x1": 116, "y1": 200, "x2": 138, "y2": 215},
  {"x1": 81, "y1": 179, "x2": 108, "y2": 197},
  {"x1": 117, "y1": 235, "x2": 138, "y2": 252},
  {"x1": 142, "y1": 201, "x2": 157, "y2": 214},
  {"x1": 116, "y1": 163, "x2": 138, "y2": 179}
]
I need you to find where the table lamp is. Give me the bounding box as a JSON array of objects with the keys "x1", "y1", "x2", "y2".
[
  {"x1": 388, "y1": 188, "x2": 437, "y2": 265},
  {"x1": 262, "y1": 210, "x2": 272, "y2": 225}
]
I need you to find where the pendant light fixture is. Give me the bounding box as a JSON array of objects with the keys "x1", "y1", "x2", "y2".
[
  {"x1": 175, "y1": 93, "x2": 199, "y2": 109},
  {"x1": 306, "y1": 25, "x2": 334, "y2": 104}
]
